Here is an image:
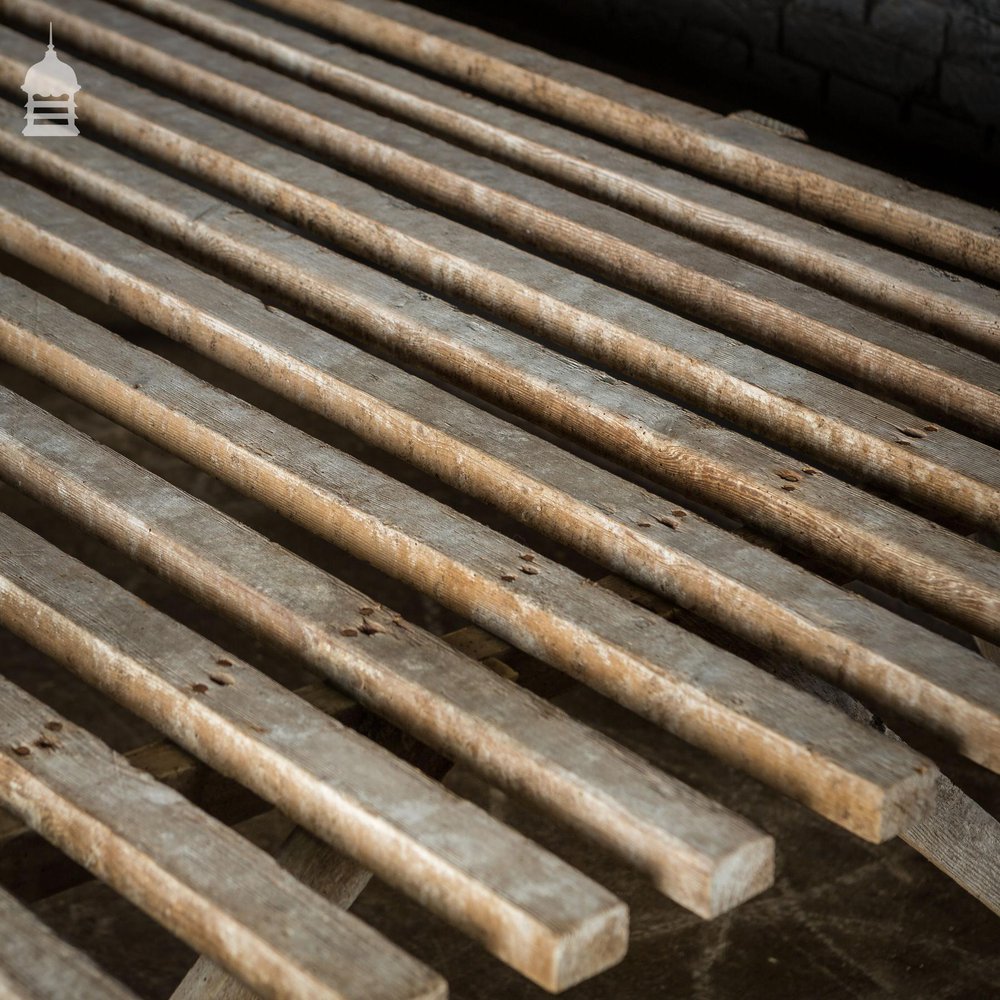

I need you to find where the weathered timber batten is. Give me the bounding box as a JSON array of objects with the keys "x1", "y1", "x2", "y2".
[{"x1": 0, "y1": 0, "x2": 996, "y2": 995}]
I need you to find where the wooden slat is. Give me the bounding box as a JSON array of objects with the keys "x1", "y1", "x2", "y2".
[
  {"x1": 0, "y1": 390, "x2": 776, "y2": 919},
  {"x1": 0, "y1": 180, "x2": 996, "y2": 776},
  {"x1": 0, "y1": 678, "x2": 445, "y2": 1000},
  {"x1": 0, "y1": 280, "x2": 938, "y2": 845},
  {"x1": 0, "y1": 682, "x2": 353, "y2": 901},
  {"x1": 245, "y1": 0, "x2": 1000, "y2": 282},
  {"x1": 4, "y1": 2, "x2": 999, "y2": 446},
  {"x1": 2, "y1": 134, "x2": 999, "y2": 648},
  {"x1": 0, "y1": 516, "x2": 627, "y2": 990},
  {"x1": 172, "y1": 828, "x2": 376, "y2": 1000},
  {"x1": 5, "y1": 69, "x2": 1000, "y2": 532},
  {"x1": 100, "y1": 0, "x2": 1000, "y2": 428},
  {"x1": 0, "y1": 884, "x2": 139, "y2": 1000},
  {"x1": 106, "y1": 0, "x2": 1000, "y2": 358},
  {"x1": 775, "y1": 665, "x2": 1000, "y2": 920},
  {"x1": 901, "y1": 769, "x2": 1000, "y2": 918}
]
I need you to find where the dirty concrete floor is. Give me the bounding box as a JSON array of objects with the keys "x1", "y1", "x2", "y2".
[{"x1": 1, "y1": 267, "x2": 999, "y2": 1000}]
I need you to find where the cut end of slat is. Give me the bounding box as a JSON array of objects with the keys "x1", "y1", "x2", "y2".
[
  {"x1": 964, "y1": 739, "x2": 1000, "y2": 777},
  {"x1": 695, "y1": 831, "x2": 776, "y2": 919},
  {"x1": 856, "y1": 757, "x2": 940, "y2": 844},
  {"x1": 408, "y1": 974, "x2": 450, "y2": 1000},
  {"x1": 526, "y1": 898, "x2": 629, "y2": 994},
  {"x1": 954, "y1": 694, "x2": 1000, "y2": 776}
]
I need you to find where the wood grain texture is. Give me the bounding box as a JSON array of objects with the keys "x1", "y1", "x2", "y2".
[
  {"x1": 777, "y1": 664, "x2": 1000, "y2": 920},
  {"x1": 0, "y1": 516, "x2": 627, "y2": 989},
  {"x1": 3, "y1": 90, "x2": 999, "y2": 537},
  {"x1": 902, "y1": 770, "x2": 1000, "y2": 918},
  {"x1": 0, "y1": 682, "x2": 353, "y2": 901},
  {"x1": 0, "y1": 884, "x2": 139, "y2": 1000},
  {"x1": 109, "y1": 2, "x2": 1000, "y2": 426},
  {"x1": 1, "y1": 130, "x2": 998, "y2": 647},
  {"x1": 0, "y1": 388, "x2": 775, "y2": 919},
  {"x1": 240, "y1": 0, "x2": 1000, "y2": 282},
  {"x1": 0, "y1": 280, "x2": 938, "y2": 845},
  {"x1": 0, "y1": 677, "x2": 446, "y2": 1000},
  {"x1": 171, "y1": 828, "x2": 377, "y2": 1000},
  {"x1": 106, "y1": 0, "x2": 1000, "y2": 358},
  {"x1": 0, "y1": 178, "x2": 995, "y2": 776},
  {"x1": 2, "y1": 3, "x2": 998, "y2": 445}
]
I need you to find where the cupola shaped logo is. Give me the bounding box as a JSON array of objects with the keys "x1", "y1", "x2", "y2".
[{"x1": 21, "y1": 23, "x2": 80, "y2": 137}]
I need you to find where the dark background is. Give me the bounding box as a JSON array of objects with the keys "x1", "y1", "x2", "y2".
[{"x1": 413, "y1": 0, "x2": 1000, "y2": 208}]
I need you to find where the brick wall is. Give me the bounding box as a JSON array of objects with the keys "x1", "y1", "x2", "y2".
[
  {"x1": 450, "y1": 0, "x2": 1000, "y2": 163},
  {"x1": 694, "y1": 0, "x2": 1000, "y2": 155}
]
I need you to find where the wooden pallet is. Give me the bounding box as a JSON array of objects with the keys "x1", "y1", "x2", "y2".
[{"x1": 0, "y1": 0, "x2": 997, "y2": 995}]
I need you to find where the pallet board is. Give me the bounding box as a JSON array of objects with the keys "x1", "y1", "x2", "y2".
[
  {"x1": 96, "y1": 0, "x2": 1000, "y2": 356},
  {"x1": 0, "y1": 382, "x2": 777, "y2": 920},
  {"x1": 1, "y1": 83, "x2": 999, "y2": 643}
]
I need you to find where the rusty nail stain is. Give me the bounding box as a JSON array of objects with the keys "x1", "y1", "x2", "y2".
[
  {"x1": 500, "y1": 573, "x2": 516, "y2": 581},
  {"x1": 215, "y1": 658, "x2": 233, "y2": 667},
  {"x1": 520, "y1": 565, "x2": 539, "y2": 575},
  {"x1": 519, "y1": 553, "x2": 535, "y2": 561},
  {"x1": 671, "y1": 509, "x2": 688, "y2": 517},
  {"x1": 210, "y1": 673, "x2": 235, "y2": 686},
  {"x1": 33, "y1": 737, "x2": 58, "y2": 750},
  {"x1": 776, "y1": 470, "x2": 801, "y2": 482},
  {"x1": 12, "y1": 746, "x2": 30, "y2": 757},
  {"x1": 636, "y1": 519, "x2": 652, "y2": 527},
  {"x1": 801, "y1": 467, "x2": 819, "y2": 476},
  {"x1": 359, "y1": 606, "x2": 376, "y2": 615},
  {"x1": 44, "y1": 721, "x2": 63, "y2": 732},
  {"x1": 191, "y1": 683, "x2": 209, "y2": 694},
  {"x1": 781, "y1": 484, "x2": 797, "y2": 491},
  {"x1": 340, "y1": 627, "x2": 359, "y2": 637}
]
